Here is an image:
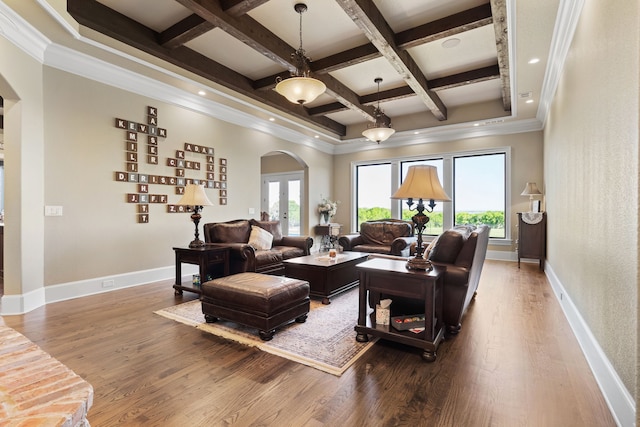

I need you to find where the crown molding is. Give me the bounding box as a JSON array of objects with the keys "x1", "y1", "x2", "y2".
[
  {"x1": 3, "y1": 0, "x2": 576, "y2": 156},
  {"x1": 537, "y1": 0, "x2": 585, "y2": 127},
  {"x1": 0, "y1": 1, "x2": 50, "y2": 63}
]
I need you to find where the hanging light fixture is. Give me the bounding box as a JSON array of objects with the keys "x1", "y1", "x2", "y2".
[
  {"x1": 275, "y1": 3, "x2": 326, "y2": 105},
  {"x1": 362, "y1": 77, "x2": 395, "y2": 143}
]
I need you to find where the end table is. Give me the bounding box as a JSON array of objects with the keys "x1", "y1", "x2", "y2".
[
  {"x1": 173, "y1": 244, "x2": 230, "y2": 295},
  {"x1": 355, "y1": 258, "x2": 444, "y2": 362}
]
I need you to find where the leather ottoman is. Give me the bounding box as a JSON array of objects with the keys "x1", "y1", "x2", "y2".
[{"x1": 201, "y1": 272, "x2": 310, "y2": 341}]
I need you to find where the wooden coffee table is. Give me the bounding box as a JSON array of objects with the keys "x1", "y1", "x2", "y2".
[{"x1": 283, "y1": 251, "x2": 370, "y2": 304}]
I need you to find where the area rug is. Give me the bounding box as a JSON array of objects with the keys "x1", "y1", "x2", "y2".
[{"x1": 154, "y1": 288, "x2": 376, "y2": 376}]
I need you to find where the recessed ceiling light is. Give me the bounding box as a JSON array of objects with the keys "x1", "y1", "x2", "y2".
[
  {"x1": 269, "y1": 117, "x2": 275, "y2": 122},
  {"x1": 314, "y1": 135, "x2": 319, "y2": 139},
  {"x1": 198, "y1": 90, "x2": 206, "y2": 96},
  {"x1": 473, "y1": 123, "x2": 480, "y2": 127},
  {"x1": 526, "y1": 99, "x2": 534, "y2": 104},
  {"x1": 414, "y1": 131, "x2": 420, "y2": 135},
  {"x1": 442, "y1": 38, "x2": 461, "y2": 49},
  {"x1": 528, "y1": 58, "x2": 540, "y2": 64}
]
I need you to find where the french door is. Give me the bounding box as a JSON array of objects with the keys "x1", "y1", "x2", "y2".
[{"x1": 261, "y1": 172, "x2": 303, "y2": 236}]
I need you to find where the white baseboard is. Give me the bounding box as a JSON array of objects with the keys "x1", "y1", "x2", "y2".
[
  {"x1": 486, "y1": 249, "x2": 518, "y2": 262},
  {"x1": 0, "y1": 264, "x2": 198, "y2": 315},
  {"x1": 545, "y1": 262, "x2": 635, "y2": 427},
  {"x1": 0, "y1": 287, "x2": 46, "y2": 315}
]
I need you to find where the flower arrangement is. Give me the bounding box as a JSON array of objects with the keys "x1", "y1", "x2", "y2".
[{"x1": 318, "y1": 197, "x2": 339, "y2": 217}]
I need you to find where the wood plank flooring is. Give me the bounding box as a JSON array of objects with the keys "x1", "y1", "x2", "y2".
[{"x1": 2, "y1": 261, "x2": 616, "y2": 426}]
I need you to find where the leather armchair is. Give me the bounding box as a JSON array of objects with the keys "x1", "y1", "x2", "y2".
[
  {"x1": 338, "y1": 219, "x2": 416, "y2": 257},
  {"x1": 370, "y1": 225, "x2": 490, "y2": 335}
]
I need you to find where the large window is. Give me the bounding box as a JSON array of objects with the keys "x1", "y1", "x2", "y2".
[
  {"x1": 454, "y1": 154, "x2": 506, "y2": 238},
  {"x1": 355, "y1": 163, "x2": 392, "y2": 226},
  {"x1": 353, "y1": 149, "x2": 509, "y2": 240}
]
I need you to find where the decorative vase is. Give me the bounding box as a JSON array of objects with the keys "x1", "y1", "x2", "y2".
[{"x1": 321, "y1": 212, "x2": 330, "y2": 224}]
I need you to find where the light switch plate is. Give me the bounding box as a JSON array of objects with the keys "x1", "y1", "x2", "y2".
[{"x1": 44, "y1": 206, "x2": 63, "y2": 216}]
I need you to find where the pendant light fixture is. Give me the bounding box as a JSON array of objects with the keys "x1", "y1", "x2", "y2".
[
  {"x1": 362, "y1": 77, "x2": 395, "y2": 143},
  {"x1": 275, "y1": 3, "x2": 326, "y2": 105}
]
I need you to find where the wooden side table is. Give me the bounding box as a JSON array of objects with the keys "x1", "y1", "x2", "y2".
[
  {"x1": 173, "y1": 244, "x2": 230, "y2": 295},
  {"x1": 315, "y1": 223, "x2": 341, "y2": 251},
  {"x1": 355, "y1": 258, "x2": 444, "y2": 362},
  {"x1": 517, "y1": 212, "x2": 546, "y2": 271}
]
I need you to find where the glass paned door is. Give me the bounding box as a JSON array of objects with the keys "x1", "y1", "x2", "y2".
[{"x1": 261, "y1": 172, "x2": 303, "y2": 236}]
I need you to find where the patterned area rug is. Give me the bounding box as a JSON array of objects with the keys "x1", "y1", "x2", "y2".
[{"x1": 154, "y1": 287, "x2": 376, "y2": 376}]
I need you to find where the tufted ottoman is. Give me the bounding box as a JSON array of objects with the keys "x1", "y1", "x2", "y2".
[{"x1": 201, "y1": 272, "x2": 310, "y2": 341}]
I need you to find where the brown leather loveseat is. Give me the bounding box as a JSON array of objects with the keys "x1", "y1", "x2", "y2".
[
  {"x1": 203, "y1": 219, "x2": 313, "y2": 275},
  {"x1": 338, "y1": 219, "x2": 416, "y2": 257},
  {"x1": 372, "y1": 224, "x2": 490, "y2": 335}
]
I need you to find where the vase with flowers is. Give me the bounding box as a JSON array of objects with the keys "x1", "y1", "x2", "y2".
[{"x1": 318, "y1": 197, "x2": 338, "y2": 224}]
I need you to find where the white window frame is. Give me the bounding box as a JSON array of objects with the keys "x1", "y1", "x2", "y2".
[{"x1": 351, "y1": 147, "x2": 512, "y2": 244}]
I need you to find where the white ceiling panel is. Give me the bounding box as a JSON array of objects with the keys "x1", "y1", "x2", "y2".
[
  {"x1": 97, "y1": 0, "x2": 192, "y2": 32},
  {"x1": 409, "y1": 25, "x2": 498, "y2": 79},
  {"x1": 185, "y1": 28, "x2": 286, "y2": 80}
]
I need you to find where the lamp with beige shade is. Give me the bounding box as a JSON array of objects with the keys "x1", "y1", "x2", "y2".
[{"x1": 391, "y1": 165, "x2": 451, "y2": 270}]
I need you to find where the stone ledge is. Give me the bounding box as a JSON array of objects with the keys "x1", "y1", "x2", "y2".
[{"x1": 0, "y1": 321, "x2": 93, "y2": 426}]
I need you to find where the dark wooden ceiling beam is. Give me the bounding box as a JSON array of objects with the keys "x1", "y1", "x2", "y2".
[
  {"x1": 395, "y1": 4, "x2": 493, "y2": 49},
  {"x1": 311, "y1": 43, "x2": 381, "y2": 74},
  {"x1": 175, "y1": 0, "x2": 375, "y2": 121},
  {"x1": 309, "y1": 65, "x2": 500, "y2": 116},
  {"x1": 220, "y1": 0, "x2": 270, "y2": 16},
  {"x1": 316, "y1": 74, "x2": 376, "y2": 120},
  {"x1": 335, "y1": 0, "x2": 447, "y2": 121},
  {"x1": 67, "y1": 0, "x2": 345, "y2": 135},
  {"x1": 253, "y1": 43, "x2": 384, "y2": 90},
  {"x1": 430, "y1": 64, "x2": 501, "y2": 91},
  {"x1": 159, "y1": 15, "x2": 213, "y2": 49},
  {"x1": 309, "y1": 85, "x2": 415, "y2": 116},
  {"x1": 490, "y1": 0, "x2": 511, "y2": 111},
  {"x1": 160, "y1": 0, "x2": 269, "y2": 49},
  {"x1": 174, "y1": 0, "x2": 294, "y2": 69}
]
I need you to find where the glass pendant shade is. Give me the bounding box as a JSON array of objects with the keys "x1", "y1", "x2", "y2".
[
  {"x1": 362, "y1": 125, "x2": 395, "y2": 143},
  {"x1": 275, "y1": 3, "x2": 326, "y2": 105},
  {"x1": 275, "y1": 76, "x2": 326, "y2": 105},
  {"x1": 362, "y1": 78, "x2": 395, "y2": 143}
]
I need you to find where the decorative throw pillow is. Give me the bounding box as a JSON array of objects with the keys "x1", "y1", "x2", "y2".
[
  {"x1": 428, "y1": 230, "x2": 465, "y2": 264},
  {"x1": 248, "y1": 225, "x2": 273, "y2": 251}
]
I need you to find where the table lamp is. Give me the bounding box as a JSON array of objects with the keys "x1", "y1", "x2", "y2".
[
  {"x1": 176, "y1": 183, "x2": 213, "y2": 248},
  {"x1": 520, "y1": 182, "x2": 542, "y2": 212},
  {"x1": 391, "y1": 165, "x2": 451, "y2": 270}
]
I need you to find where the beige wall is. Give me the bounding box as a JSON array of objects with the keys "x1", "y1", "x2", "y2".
[
  {"x1": 3, "y1": 65, "x2": 331, "y2": 288},
  {"x1": 0, "y1": 37, "x2": 46, "y2": 297},
  {"x1": 544, "y1": 0, "x2": 638, "y2": 399},
  {"x1": 332, "y1": 132, "x2": 544, "y2": 253},
  {"x1": 261, "y1": 153, "x2": 304, "y2": 174}
]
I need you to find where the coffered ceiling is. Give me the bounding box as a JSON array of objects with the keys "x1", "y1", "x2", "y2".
[{"x1": 13, "y1": 0, "x2": 562, "y2": 147}]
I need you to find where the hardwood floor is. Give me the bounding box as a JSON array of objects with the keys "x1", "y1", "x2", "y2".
[{"x1": 2, "y1": 261, "x2": 616, "y2": 426}]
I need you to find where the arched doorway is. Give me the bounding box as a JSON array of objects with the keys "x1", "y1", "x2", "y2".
[{"x1": 260, "y1": 151, "x2": 308, "y2": 236}]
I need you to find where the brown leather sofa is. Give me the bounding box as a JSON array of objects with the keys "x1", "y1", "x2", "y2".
[
  {"x1": 371, "y1": 224, "x2": 490, "y2": 335},
  {"x1": 338, "y1": 219, "x2": 416, "y2": 257},
  {"x1": 203, "y1": 219, "x2": 313, "y2": 275}
]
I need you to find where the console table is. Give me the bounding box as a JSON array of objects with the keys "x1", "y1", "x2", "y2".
[
  {"x1": 517, "y1": 212, "x2": 546, "y2": 271},
  {"x1": 355, "y1": 258, "x2": 444, "y2": 362},
  {"x1": 315, "y1": 223, "x2": 341, "y2": 251},
  {"x1": 173, "y1": 244, "x2": 230, "y2": 295}
]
